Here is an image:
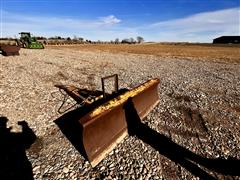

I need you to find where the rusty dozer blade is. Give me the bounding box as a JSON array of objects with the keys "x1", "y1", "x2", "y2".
[
  {"x1": 80, "y1": 77, "x2": 160, "y2": 167},
  {"x1": 0, "y1": 45, "x2": 20, "y2": 56},
  {"x1": 55, "y1": 75, "x2": 160, "y2": 167}
]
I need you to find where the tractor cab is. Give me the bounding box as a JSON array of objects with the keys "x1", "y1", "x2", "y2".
[
  {"x1": 19, "y1": 32, "x2": 31, "y2": 39},
  {"x1": 19, "y1": 32, "x2": 35, "y2": 42}
]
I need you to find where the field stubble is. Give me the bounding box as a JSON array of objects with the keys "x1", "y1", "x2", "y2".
[{"x1": 49, "y1": 43, "x2": 240, "y2": 63}]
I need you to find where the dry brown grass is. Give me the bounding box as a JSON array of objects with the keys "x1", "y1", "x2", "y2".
[
  {"x1": 0, "y1": 40, "x2": 17, "y2": 46},
  {"x1": 47, "y1": 43, "x2": 240, "y2": 63}
]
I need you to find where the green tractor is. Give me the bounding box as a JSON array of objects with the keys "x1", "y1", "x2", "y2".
[{"x1": 16, "y1": 32, "x2": 44, "y2": 49}]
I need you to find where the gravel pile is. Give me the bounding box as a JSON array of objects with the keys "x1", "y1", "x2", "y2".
[{"x1": 1, "y1": 48, "x2": 240, "y2": 179}]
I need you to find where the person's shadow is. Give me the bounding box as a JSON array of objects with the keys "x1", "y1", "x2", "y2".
[
  {"x1": 124, "y1": 98, "x2": 240, "y2": 180},
  {"x1": 0, "y1": 116, "x2": 37, "y2": 180}
]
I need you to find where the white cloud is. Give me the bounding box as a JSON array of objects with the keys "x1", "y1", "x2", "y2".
[
  {"x1": 1, "y1": 7, "x2": 239, "y2": 42},
  {"x1": 1, "y1": 11, "x2": 125, "y2": 40},
  {"x1": 147, "y1": 7, "x2": 240, "y2": 42},
  {"x1": 99, "y1": 15, "x2": 121, "y2": 25}
]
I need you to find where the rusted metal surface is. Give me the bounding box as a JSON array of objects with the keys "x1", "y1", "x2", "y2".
[
  {"x1": 54, "y1": 85, "x2": 104, "y2": 113},
  {"x1": 101, "y1": 74, "x2": 119, "y2": 98},
  {"x1": 55, "y1": 85, "x2": 104, "y2": 104},
  {"x1": 79, "y1": 78, "x2": 160, "y2": 166},
  {"x1": 0, "y1": 45, "x2": 20, "y2": 56},
  {"x1": 55, "y1": 74, "x2": 119, "y2": 113}
]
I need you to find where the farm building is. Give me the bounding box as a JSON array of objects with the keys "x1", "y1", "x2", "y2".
[{"x1": 213, "y1": 36, "x2": 240, "y2": 44}]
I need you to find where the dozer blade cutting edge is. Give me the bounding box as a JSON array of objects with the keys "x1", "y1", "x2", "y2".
[{"x1": 55, "y1": 75, "x2": 160, "y2": 167}]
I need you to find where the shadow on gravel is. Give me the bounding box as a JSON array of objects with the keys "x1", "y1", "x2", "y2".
[
  {"x1": 54, "y1": 106, "x2": 90, "y2": 160},
  {"x1": 54, "y1": 89, "x2": 128, "y2": 160},
  {"x1": 0, "y1": 116, "x2": 36, "y2": 180},
  {"x1": 124, "y1": 98, "x2": 240, "y2": 180}
]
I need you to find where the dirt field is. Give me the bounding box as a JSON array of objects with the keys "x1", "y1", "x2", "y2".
[
  {"x1": 1, "y1": 45, "x2": 240, "y2": 179},
  {"x1": 48, "y1": 43, "x2": 240, "y2": 63}
]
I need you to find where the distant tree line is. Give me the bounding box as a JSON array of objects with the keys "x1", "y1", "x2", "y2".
[{"x1": 0, "y1": 36, "x2": 144, "y2": 45}]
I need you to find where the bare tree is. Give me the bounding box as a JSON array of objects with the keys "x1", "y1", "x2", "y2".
[
  {"x1": 122, "y1": 38, "x2": 136, "y2": 44},
  {"x1": 136, "y1": 36, "x2": 144, "y2": 43},
  {"x1": 115, "y1": 38, "x2": 119, "y2": 44},
  {"x1": 78, "y1": 37, "x2": 84, "y2": 42},
  {"x1": 73, "y1": 35, "x2": 77, "y2": 40},
  {"x1": 129, "y1": 37, "x2": 135, "y2": 43}
]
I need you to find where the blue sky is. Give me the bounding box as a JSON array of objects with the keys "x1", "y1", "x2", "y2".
[{"x1": 1, "y1": 0, "x2": 240, "y2": 42}]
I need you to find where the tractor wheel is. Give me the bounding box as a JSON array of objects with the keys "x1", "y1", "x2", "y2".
[
  {"x1": 23, "y1": 42, "x2": 28, "y2": 48},
  {"x1": 16, "y1": 40, "x2": 24, "y2": 48}
]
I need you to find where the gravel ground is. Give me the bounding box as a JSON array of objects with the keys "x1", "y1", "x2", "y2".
[{"x1": 1, "y1": 48, "x2": 240, "y2": 179}]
